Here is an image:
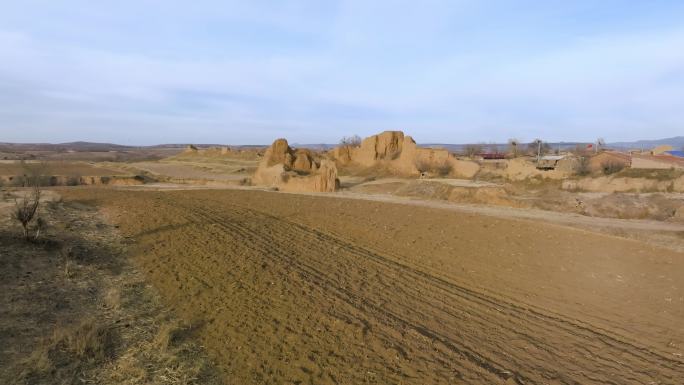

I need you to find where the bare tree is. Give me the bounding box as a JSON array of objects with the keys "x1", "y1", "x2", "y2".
[
  {"x1": 507, "y1": 138, "x2": 520, "y2": 157},
  {"x1": 463, "y1": 144, "x2": 483, "y2": 158},
  {"x1": 528, "y1": 139, "x2": 551, "y2": 159},
  {"x1": 339, "y1": 135, "x2": 362, "y2": 147},
  {"x1": 13, "y1": 184, "x2": 41, "y2": 241},
  {"x1": 596, "y1": 138, "x2": 606, "y2": 153},
  {"x1": 487, "y1": 143, "x2": 500, "y2": 154}
]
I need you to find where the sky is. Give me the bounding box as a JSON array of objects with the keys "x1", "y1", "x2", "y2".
[{"x1": 1, "y1": 1, "x2": 683, "y2": 145}]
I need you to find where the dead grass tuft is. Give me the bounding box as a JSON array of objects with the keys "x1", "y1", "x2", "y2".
[
  {"x1": 153, "y1": 320, "x2": 199, "y2": 351},
  {"x1": 21, "y1": 319, "x2": 118, "y2": 382}
]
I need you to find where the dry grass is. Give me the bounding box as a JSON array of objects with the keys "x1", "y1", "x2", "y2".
[
  {"x1": 414, "y1": 159, "x2": 453, "y2": 177},
  {"x1": 0, "y1": 161, "x2": 125, "y2": 178},
  {"x1": 21, "y1": 319, "x2": 119, "y2": 383},
  {"x1": 617, "y1": 167, "x2": 684, "y2": 180}
]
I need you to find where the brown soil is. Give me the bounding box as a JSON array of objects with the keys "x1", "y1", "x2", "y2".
[
  {"x1": 121, "y1": 160, "x2": 256, "y2": 184},
  {"x1": 0, "y1": 161, "x2": 128, "y2": 177},
  {"x1": 62, "y1": 188, "x2": 684, "y2": 384}
]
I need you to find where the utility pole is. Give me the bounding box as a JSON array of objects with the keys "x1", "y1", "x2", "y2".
[{"x1": 537, "y1": 139, "x2": 542, "y2": 163}]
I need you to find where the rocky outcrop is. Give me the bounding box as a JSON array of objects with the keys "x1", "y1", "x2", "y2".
[
  {"x1": 252, "y1": 139, "x2": 339, "y2": 192},
  {"x1": 354, "y1": 131, "x2": 408, "y2": 165},
  {"x1": 183, "y1": 144, "x2": 198, "y2": 154}
]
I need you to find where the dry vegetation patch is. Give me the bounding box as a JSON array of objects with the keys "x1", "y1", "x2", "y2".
[{"x1": 0, "y1": 190, "x2": 220, "y2": 385}]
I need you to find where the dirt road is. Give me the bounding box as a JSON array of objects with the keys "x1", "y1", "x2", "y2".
[{"x1": 64, "y1": 188, "x2": 684, "y2": 384}]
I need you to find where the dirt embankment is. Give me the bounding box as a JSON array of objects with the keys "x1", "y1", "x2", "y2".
[
  {"x1": 0, "y1": 191, "x2": 219, "y2": 385},
  {"x1": 63, "y1": 188, "x2": 684, "y2": 384},
  {"x1": 348, "y1": 178, "x2": 684, "y2": 222},
  {"x1": 563, "y1": 174, "x2": 684, "y2": 193},
  {"x1": 0, "y1": 161, "x2": 145, "y2": 187}
]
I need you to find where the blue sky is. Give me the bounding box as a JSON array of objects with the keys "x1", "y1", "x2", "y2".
[{"x1": 1, "y1": 1, "x2": 683, "y2": 145}]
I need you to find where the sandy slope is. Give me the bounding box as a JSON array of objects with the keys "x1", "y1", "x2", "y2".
[{"x1": 64, "y1": 188, "x2": 684, "y2": 384}]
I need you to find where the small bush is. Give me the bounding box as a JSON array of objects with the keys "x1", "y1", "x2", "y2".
[
  {"x1": 414, "y1": 159, "x2": 432, "y2": 173},
  {"x1": 435, "y1": 161, "x2": 453, "y2": 177},
  {"x1": 575, "y1": 157, "x2": 591, "y2": 176},
  {"x1": 601, "y1": 161, "x2": 625, "y2": 175},
  {"x1": 414, "y1": 159, "x2": 453, "y2": 177}
]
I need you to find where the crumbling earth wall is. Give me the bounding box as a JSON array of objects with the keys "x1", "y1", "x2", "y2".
[
  {"x1": 252, "y1": 139, "x2": 339, "y2": 192},
  {"x1": 332, "y1": 131, "x2": 480, "y2": 178}
]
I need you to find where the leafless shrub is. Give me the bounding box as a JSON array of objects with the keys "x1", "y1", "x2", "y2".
[
  {"x1": 575, "y1": 157, "x2": 591, "y2": 176},
  {"x1": 20, "y1": 160, "x2": 51, "y2": 187},
  {"x1": 34, "y1": 217, "x2": 47, "y2": 241},
  {"x1": 13, "y1": 185, "x2": 41, "y2": 241},
  {"x1": 58, "y1": 244, "x2": 74, "y2": 279}
]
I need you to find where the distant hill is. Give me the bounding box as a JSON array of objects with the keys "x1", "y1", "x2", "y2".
[
  {"x1": 421, "y1": 142, "x2": 591, "y2": 153},
  {"x1": 0, "y1": 141, "x2": 135, "y2": 152},
  {"x1": 608, "y1": 136, "x2": 684, "y2": 150},
  {"x1": 2, "y1": 136, "x2": 681, "y2": 153},
  {"x1": 0, "y1": 142, "x2": 195, "y2": 152},
  {"x1": 290, "y1": 143, "x2": 336, "y2": 150}
]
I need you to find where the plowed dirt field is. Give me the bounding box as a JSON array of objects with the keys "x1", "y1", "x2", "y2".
[{"x1": 63, "y1": 188, "x2": 684, "y2": 384}]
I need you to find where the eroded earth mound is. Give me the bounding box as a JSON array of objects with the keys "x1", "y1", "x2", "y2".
[
  {"x1": 252, "y1": 138, "x2": 339, "y2": 192},
  {"x1": 332, "y1": 130, "x2": 480, "y2": 177}
]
